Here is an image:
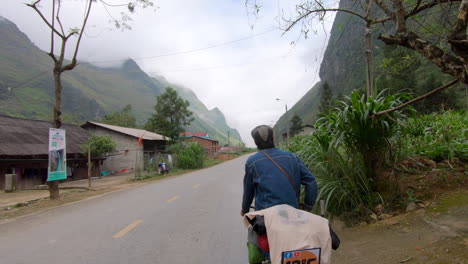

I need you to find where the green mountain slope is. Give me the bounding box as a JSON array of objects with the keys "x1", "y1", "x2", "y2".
[
  {"x1": 150, "y1": 76, "x2": 241, "y2": 145},
  {"x1": 0, "y1": 16, "x2": 241, "y2": 145},
  {"x1": 274, "y1": 0, "x2": 465, "y2": 137}
]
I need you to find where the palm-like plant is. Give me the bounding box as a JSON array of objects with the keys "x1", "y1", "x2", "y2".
[{"x1": 285, "y1": 90, "x2": 409, "y2": 216}]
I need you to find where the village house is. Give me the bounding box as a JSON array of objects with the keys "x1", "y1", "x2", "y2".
[
  {"x1": 81, "y1": 122, "x2": 169, "y2": 173},
  {"x1": 298, "y1": 124, "x2": 316, "y2": 136},
  {"x1": 179, "y1": 132, "x2": 219, "y2": 157},
  {"x1": 0, "y1": 115, "x2": 99, "y2": 190}
]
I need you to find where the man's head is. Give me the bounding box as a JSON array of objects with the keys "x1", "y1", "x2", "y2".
[{"x1": 251, "y1": 125, "x2": 275, "y2": 150}]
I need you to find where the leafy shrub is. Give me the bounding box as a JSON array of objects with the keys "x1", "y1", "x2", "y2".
[
  {"x1": 81, "y1": 136, "x2": 117, "y2": 157},
  {"x1": 167, "y1": 141, "x2": 205, "y2": 169}
]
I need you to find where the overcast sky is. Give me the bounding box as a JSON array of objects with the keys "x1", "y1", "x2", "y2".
[{"x1": 1, "y1": 0, "x2": 336, "y2": 146}]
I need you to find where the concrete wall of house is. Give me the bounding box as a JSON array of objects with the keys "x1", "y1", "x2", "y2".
[
  {"x1": 299, "y1": 126, "x2": 315, "y2": 136},
  {"x1": 84, "y1": 126, "x2": 143, "y2": 173},
  {"x1": 187, "y1": 137, "x2": 217, "y2": 157}
]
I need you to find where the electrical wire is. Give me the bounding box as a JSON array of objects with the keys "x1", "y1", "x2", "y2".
[
  {"x1": 82, "y1": 28, "x2": 279, "y2": 64},
  {"x1": 8, "y1": 68, "x2": 52, "y2": 89}
]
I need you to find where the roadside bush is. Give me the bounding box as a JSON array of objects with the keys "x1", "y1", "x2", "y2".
[{"x1": 167, "y1": 141, "x2": 205, "y2": 169}]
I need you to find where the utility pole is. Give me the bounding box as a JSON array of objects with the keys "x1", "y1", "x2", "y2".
[
  {"x1": 276, "y1": 98, "x2": 290, "y2": 147},
  {"x1": 88, "y1": 145, "x2": 91, "y2": 188},
  {"x1": 227, "y1": 131, "x2": 230, "y2": 147}
]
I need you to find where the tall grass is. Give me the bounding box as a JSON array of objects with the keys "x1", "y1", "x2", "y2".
[
  {"x1": 284, "y1": 90, "x2": 408, "y2": 216},
  {"x1": 400, "y1": 110, "x2": 467, "y2": 161}
]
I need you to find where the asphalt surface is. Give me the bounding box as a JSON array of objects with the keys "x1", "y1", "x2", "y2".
[{"x1": 0, "y1": 155, "x2": 249, "y2": 264}]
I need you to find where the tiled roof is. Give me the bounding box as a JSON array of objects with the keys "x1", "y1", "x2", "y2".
[
  {"x1": 83, "y1": 121, "x2": 169, "y2": 141},
  {"x1": 0, "y1": 115, "x2": 89, "y2": 156}
]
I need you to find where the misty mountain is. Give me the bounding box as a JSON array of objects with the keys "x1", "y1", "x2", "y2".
[
  {"x1": 274, "y1": 0, "x2": 463, "y2": 136},
  {"x1": 0, "y1": 16, "x2": 241, "y2": 145}
]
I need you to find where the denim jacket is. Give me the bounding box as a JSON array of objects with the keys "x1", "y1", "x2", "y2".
[{"x1": 241, "y1": 148, "x2": 318, "y2": 213}]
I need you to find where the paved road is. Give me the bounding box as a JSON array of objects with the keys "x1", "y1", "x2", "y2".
[{"x1": 0, "y1": 155, "x2": 249, "y2": 264}]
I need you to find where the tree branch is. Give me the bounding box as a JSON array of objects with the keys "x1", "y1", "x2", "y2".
[
  {"x1": 372, "y1": 79, "x2": 459, "y2": 118},
  {"x1": 50, "y1": 0, "x2": 56, "y2": 59},
  {"x1": 56, "y1": 0, "x2": 66, "y2": 37},
  {"x1": 379, "y1": 32, "x2": 466, "y2": 82},
  {"x1": 393, "y1": 0, "x2": 407, "y2": 33},
  {"x1": 63, "y1": 0, "x2": 94, "y2": 71},
  {"x1": 406, "y1": 0, "x2": 461, "y2": 18},
  {"x1": 366, "y1": 0, "x2": 373, "y2": 18},
  {"x1": 449, "y1": 0, "x2": 468, "y2": 60},
  {"x1": 26, "y1": 1, "x2": 65, "y2": 39},
  {"x1": 285, "y1": 8, "x2": 369, "y2": 32},
  {"x1": 374, "y1": 0, "x2": 394, "y2": 18},
  {"x1": 410, "y1": 0, "x2": 423, "y2": 16}
]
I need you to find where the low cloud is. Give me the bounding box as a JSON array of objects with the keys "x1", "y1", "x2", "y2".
[{"x1": 1, "y1": 0, "x2": 334, "y2": 147}]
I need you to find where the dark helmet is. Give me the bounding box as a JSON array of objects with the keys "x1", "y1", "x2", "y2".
[{"x1": 251, "y1": 125, "x2": 275, "y2": 150}]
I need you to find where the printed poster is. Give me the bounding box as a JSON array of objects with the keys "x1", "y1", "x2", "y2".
[{"x1": 47, "y1": 128, "x2": 67, "y2": 181}]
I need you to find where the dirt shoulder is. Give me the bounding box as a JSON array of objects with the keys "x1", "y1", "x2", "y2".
[{"x1": 332, "y1": 189, "x2": 468, "y2": 264}]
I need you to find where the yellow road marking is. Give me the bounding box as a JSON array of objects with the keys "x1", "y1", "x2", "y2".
[
  {"x1": 192, "y1": 184, "x2": 201, "y2": 189},
  {"x1": 113, "y1": 220, "x2": 143, "y2": 238},
  {"x1": 167, "y1": 195, "x2": 180, "y2": 203}
]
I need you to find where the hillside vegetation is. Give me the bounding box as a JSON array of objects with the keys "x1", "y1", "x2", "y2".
[
  {"x1": 274, "y1": 0, "x2": 466, "y2": 135},
  {"x1": 0, "y1": 16, "x2": 241, "y2": 146}
]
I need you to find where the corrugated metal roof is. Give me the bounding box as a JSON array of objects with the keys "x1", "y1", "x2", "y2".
[
  {"x1": 0, "y1": 115, "x2": 90, "y2": 156},
  {"x1": 179, "y1": 132, "x2": 208, "y2": 137},
  {"x1": 83, "y1": 121, "x2": 169, "y2": 141},
  {"x1": 184, "y1": 135, "x2": 219, "y2": 143}
]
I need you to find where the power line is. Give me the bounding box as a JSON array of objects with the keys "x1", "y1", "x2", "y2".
[
  {"x1": 9, "y1": 68, "x2": 52, "y2": 89},
  {"x1": 82, "y1": 28, "x2": 279, "y2": 64}
]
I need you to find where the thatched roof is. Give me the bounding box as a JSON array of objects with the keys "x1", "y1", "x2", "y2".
[{"x1": 0, "y1": 115, "x2": 90, "y2": 157}]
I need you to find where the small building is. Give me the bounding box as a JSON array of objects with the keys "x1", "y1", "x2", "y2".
[
  {"x1": 82, "y1": 122, "x2": 169, "y2": 172},
  {"x1": 298, "y1": 124, "x2": 316, "y2": 136},
  {"x1": 179, "y1": 132, "x2": 219, "y2": 157},
  {"x1": 0, "y1": 115, "x2": 97, "y2": 190},
  {"x1": 219, "y1": 146, "x2": 239, "y2": 153}
]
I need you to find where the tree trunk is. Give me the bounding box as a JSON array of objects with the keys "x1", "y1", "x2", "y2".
[
  {"x1": 88, "y1": 146, "x2": 91, "y2": 188},
  {"x1": 365, "y1": 22, "x2": 375, "y2": 97},
  {"x1": 393, "y1": 0, "x2": 407, "y2": 34},
  {"x1": 48, "y1": 69, "x2": 63, "y2": 200},
  {"x1": 53, "y1": 70, "x2": 63, "y2": 129}
]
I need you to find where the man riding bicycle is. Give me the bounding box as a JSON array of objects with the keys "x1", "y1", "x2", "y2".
[{"x1": 241, "y1": 125, "x2": 317, "y2": 216}]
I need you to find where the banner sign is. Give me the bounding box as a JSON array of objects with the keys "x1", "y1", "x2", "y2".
[{"x1": 47, "y1": 128, "x2": 67, "y2": 181}]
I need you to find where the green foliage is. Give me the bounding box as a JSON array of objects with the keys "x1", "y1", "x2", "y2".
[
  {"x1": 100, "y1": 104, "x2": 137, "y2": 128},
  {"x1": 143, "y1": 153, "x2": 168, "y2": 172},
  {"x1": 81, "y1": 136, "x2": 117, "y2": 157},
  {"x1": 283, "y1": 90, "x2": 409, "y2": 216},
  {"x1": 167, "y1": 141, "x2": 205, "y2": 169},
  {"x1": 284, "y1": 134, "x2": 382, "y2": 216},
  {"x1": 400, "y1": 110, "x2": 468, "y2": 161},
  {"x1": 318, "y1": 90, "x2": 409, "y2": 177},
  {"x1": 145, "y1": 87, "x2": 194, "y2": 139},
  {"x1": 319, "y1": 81, "x2": 333, "y2": 114},
  {"x1": 289, "y1": 113, "x2": 304, "y2": 137}
]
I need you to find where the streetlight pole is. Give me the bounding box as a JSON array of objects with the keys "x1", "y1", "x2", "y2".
[{"x1": 276, "y1": 98, "x2": 290, "y2": 147}]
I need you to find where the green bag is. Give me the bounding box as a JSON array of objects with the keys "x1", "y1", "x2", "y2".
[{"x1": 247, "y1": 241, "x2": 265, "y2": 264}]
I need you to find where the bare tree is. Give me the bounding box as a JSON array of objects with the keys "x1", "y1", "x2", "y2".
[{"x1": 27, "y1": 0, "x2": 154, "y2": 199}]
